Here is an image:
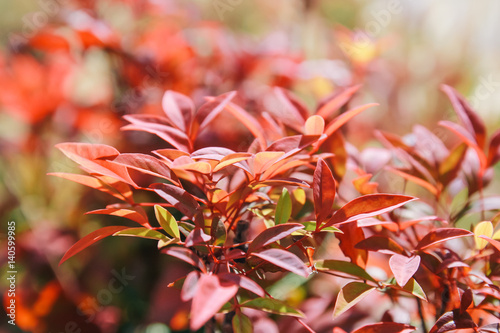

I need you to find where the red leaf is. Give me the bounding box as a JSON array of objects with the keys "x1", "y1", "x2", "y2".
[
  {"x1": 313, "y1": 159, "x2": 336, "y2": 224},
  {"x1": 416, "y1": 228, "x2": 473, "y2": 250},
  {"x1": 161, "y1": 91, "x2": 194, "y2": 133},
  {"x1": 337, "y1": 222, "x2": 368, "y2": 268},
  {"x1": 322, "y1": 194, "x2": 416, "y2": 228},
  {"x1": 185, "y1": 227, "x2": 211, "y2": 247},
  {"x1": 161, "y1": 246, "x2": 206, "y2": 272},
  {"x1": 356, "y1": 236, "x2": 405, "y2": 255},
  {"x1": 323, "y1": 103, "x2": 378, "y2": 138},
  {"x1": 316, "y1": 84, "x2": 362, "y2": 119},
  {"x1": 441, "y1": 84, "x2": 486, "y2": 149},
  {"x1": 248, "y1": 223, "x2": 305, "y2": 253},
  {"x1": 429, "y1": 309, "x2": 477, "y2": 333},
  {"x1": 190, "y1": 274, "x2": 239, "y2": 331},
  {"x1": 251, "y1": 249, "x2": 311, "y2": 277},
  {"x1": 487, "y1": 129, "x2": 500, "y2": 166},
  {"x1": 48, "y1": 173, "x2": 133, "y2": 202},
  {"x1": 225, "y1": 102, "x2": 267, "y2": 151},
  {"x1": 352, "y1": 322, "x2": 416, "y2": 333},
  {"x1": 55, "y1": 143, "x2": 137, "y2": 186},
  {"x1": 59, "y1": 226, "x2": 129, "y2": 265},
  {"x1": 389, "y1": 254, "x2": 421, "y2": 287},
  {"x1": 478, "y1": 235, "x2": 500, "y2": 252},
  {"x1": 218, "y1": 273, "x2": 265, "y2": 297},
  {"x1": 271, "y1": 87, "x2": 309, "y2": 131},
  {"x1": 196, "y1": 91, "x2": 237, "y2": 132},
  {"x1": 385, "y1": 167, "x2": 438, "y2": 196},
  {"x1": 150, "y1": 183, "x2": 201, "y2": 220},
  {"x1": 110, "y1": 153, "x2": 179, "y2": 184},
  {"x1": 86, "y1": 207, "x2": 151, "y2": 228},
  {"x1": 460, "y1": 288, "x2": 473, "y2": 314}
]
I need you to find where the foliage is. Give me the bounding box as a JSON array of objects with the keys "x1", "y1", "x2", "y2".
[{"x1": 55, "y1": 84, "x2": 500, "y2": 332}]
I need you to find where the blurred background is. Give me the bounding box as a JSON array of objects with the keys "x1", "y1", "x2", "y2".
[{"x1": 0, "y1": 0, "x2": 499, "y2": 332}]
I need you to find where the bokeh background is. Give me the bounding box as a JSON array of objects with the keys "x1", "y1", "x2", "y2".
[{"x1": 1, "y1": 0, "x2": 499, "y2": 332}]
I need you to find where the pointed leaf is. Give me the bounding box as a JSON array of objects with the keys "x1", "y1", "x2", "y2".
[
  {"x1": 460, "y1": 288, "x2": 473, "y2": 314},
  {"x1": 219, "y1": 273, "x2": 266, "y2": 297},
  {"x1": 438, "y1": 143, "x2": 468, "y2": 187},
  {"x1": 181, "y1": 271, "x2": 200, "y2": 301},
  {"x1": 314, "y1": 260, "x2": 376, "y2": 282},
  {"x1": 474, "y1": 221, "x2": 493, "y2": 250},
  {"x1": 251, "y1": 249, "x2": 310, "y2": 277},
  {"x1": 356, "y1": 236, "x2": 405, "y2": 255},
  {"x1": 241, "y1": 297, "x2": 304, "y2": 317},
  {"x1": 197, "y1": 91, "x2": 237, "y2": 131},
  {"x1": 154, "y1": 205, "x2": 180, "y2": 239},
  {"x1": 478, "y1": 235, "x2": 500, "y2": 252},
  {"x1": 232, "y1": 313, "x2": 253, "y2": 333},
  {"x1": 389, "y1": 277, "x2": 427, "y2": 301},
  {"x1": 313, "y1": 159, "x2": 336, "y2": 224},
  {"x1": 110, "y1": 153, "x2": 178, "y2": 184},
  {"x1": 275, "y1": 188, "x2": 292, "y2": 225},
  {"x1": 316, "y1": 84, "x2": 362, "y2": 119},
  {"x1": 487, "y1": 129, "x2": 500, "y2": 166},
  {"x1": 324, "y1": 103, "x2": 378, "y2": 138},
  {"x1": 333, "y1": 282, "x2": 375, "y2": 318},
  {"x1": 150, "y1": 183, "x2": 200, "y2": 219},
  {"x1": 352, "y1": 322, "x2": 416, "y2": 333},
  {"x1": 161, "y1": 91, "x2": 194, "y2": 133},
  {"x1": 322, "y1": 194, "x2": 416, "y2": 228},
  {"x1": 185, "y1": 227, "x2": 211, "y2": 247},
  {"x1": 389, "y1": 254, "x2": 421, "y2": 287},
  {"x1": 161, "y1": 246, "x2": 206, "y2": 272},
  {"x1": 337, "y1": 222, "x2": 368, "y2": 267},
  {"x1": 59, "y1": 226, "x2": 129, "y2": 265},
  {"x1": 113, "y1": 227, "x2": 168, "y2": 240},
  {"x1": 429, "y1": 309, "x2": 477, "y2": 333},
  {"x1": 213, "y1": 153, "x2": 252, "y2": 173},
  {"x1": 416, "y1": 228, "x2": 473, "y2": 250},
  {"x1": 248, "y1": 223, "x2": 305, "y2": 253},
  {"x1": 86, "y1": 207, "x2": 150, "y2": 228},
  {"x1": 190, "y1": 274, "x2": 239, "y2": 331}
]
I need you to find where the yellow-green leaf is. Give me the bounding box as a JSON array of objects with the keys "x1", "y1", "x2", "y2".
[
  {"x1": 241, "y1": 297, "x2": 304, "y2": 317},
  {"x1": 333, "y1": 282, "x2": 375, "y2": 318},
  {"x1": 113, "y1": 227, "x2": 168, "y2": 240},
  {"x1": 232, "y1": 313, "x2": 253, "y2": 333},
  {"x1": 275, "y1": 188, "x2": 292, "y2": 225},
  {"x1": 155, "y1": 205, "x2": 180, "y2": 239},
  {"x1": 474, "y1": 221, "x2": 493, "y2": 250}
]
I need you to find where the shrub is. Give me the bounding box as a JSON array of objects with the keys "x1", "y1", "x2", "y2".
[{"x1": 54, "y1": 86, "x2": 500, "y2": 333}]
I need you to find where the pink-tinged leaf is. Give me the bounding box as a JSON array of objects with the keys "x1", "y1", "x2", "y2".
[
  {"x1": 478, "y1": 235, "x2": 500, "y2": 252},
  {"x1": 110, "y1": 153, "x2": 178, "y2": 184},
  {"x1": 352, "y1": 322, "x2": 416, "y2": 333},
  {"x1": 171, "y1": 156, "x2": 212, "y2": 174},
  {"x1": 316, "y1": 84, "x2": 362, "y2": 119},
  {"x1": 161, "y1": 91, "x2": 194, "y2": 133},
  {"x1": 305, "y1": 115, "x2": 325, "y2": 135},
  {"x1": 248, "y1": 223, "x2": 305, "y2": 253},
  {"x1": 196, "y1": 91, "x2": 237, "y2": 131},
  {"x1": 185, "y1": 227, "x2": 211, "y2": 247},
  {"x1": 441, "y1": 84, "x2": 486, "y2": 149},
  {"x1": 181, "y1": 271, "x2": 200, "y2": 301},
  {"x1": 479, "y1": 323, "x2": 500, "y2": 333},
  {"x1": 190, "y1": 147, "x2": 235, "y2": 161},
  {"x1": 337, "y1": 222, "x2": 368, "y2": 268},
  {"x1": 416, "y1": 228, "x2": 473, "y2": 250},
  {"x1": 213, "y1": 153, "x2": 253, "y2": 173},
  {"x1": 313, "y1": 159, "x2": 336, "y2": 224},
  {"x1": 122, "y1": 115, "x2": 191, "y2": 152},
  {"x1": 161, "y1": 246, "x2": 206, "y2": 272},
  {"x1": 86, "y1": 207, "x2": 151, "y2": 228},
  {"x1": 252, "y1": 151, "x2": 285, "y2": 175},
  {"x1": 429, "y1": 309, "x2": 477, "y2": 333},
  {"x1": 271, "y1": 87, "x2": 309, "y2": 131},
  {"x1": 251, "y1": 248, "x2": 311, "y2": 277},
  {"x1": 389, "y1": 254, "x2": 421, "y2": 287},
  {"x1": 487, "y1": 129, "x2": 500, "y2": 166},
  {"x1": 190, "y1": 274, "x2": 239, "y2": 331},
  {"x1": 55, "y1": 143, "x2": 137, "y2": 186},
  {"x1": 324, "y1": 103, "x2": 378, "y2": 138},
  {"x1": 333, "y1": 282, "x2": 375, "y2": 318},
  {"x1": 266, "y1": 135, "x2": 321, "y2": 153},
  {"x1": 439, "y1": 120, "x2": 487, "y2": 169},
  {"x1": 225, "y1": 102, "x2": 267, "y2": 151},
  {"x1": 356, "y1": 236, "x2": 405, "y2": 255},
  {"x1": 59, "y1": 226, "x2": 129, "y2": 265},
  {"x1": 150, "y1": 183, "x2": 200, "y2": 218},
  {"x1": 153, "y1": 149, "x2": 190, "y2": 161},
  {"x1": 219, "y1": 273, "x2": 265, "y2": 297},
  {"x1": 48, "y1": 173, "x2": 133, "y2": 202},
  {"x1": 322, "y1": 194, "x2": 416, "y2": 228},
  {"x1": 385, "y1": 167, "x2": 438, "y2": 196}
]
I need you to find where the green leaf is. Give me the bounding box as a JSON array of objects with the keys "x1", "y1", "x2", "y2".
[
  {"x1": 241, "y1": 297, "x2": 304, "y2": 317},
  {"x1": 388, "y1": 278, "x2": 427, "y2": 301},
  {"x1": 113, "y1": 227, "x2": 168, "y2": 240},
  {"x1": 333, "y1": 282, "x2": 376, "y2": 318},
  {"x1": 275, "y1": 188, "x2": 292, "y2": 224},
  {"x1": 301, "y1": 221, "x2": 342, "y2": 233},
  {"x1": 155, "y1": 205, "x2": 180, "y2": 238},
  {"x1": 232, "y1": 313, "x2": 253, "y2": 333},
  {"x1": 314, "y1": 260, "x2": 377, "y2": 282}
]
